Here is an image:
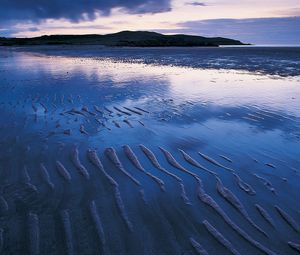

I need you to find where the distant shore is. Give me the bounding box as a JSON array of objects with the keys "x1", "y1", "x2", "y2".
[{"x1": 0, "y1": 30, "x2": 246, "y2": 47}]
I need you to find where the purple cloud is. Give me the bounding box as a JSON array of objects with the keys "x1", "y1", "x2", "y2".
[
  {"x1": 186, "y1": 2, "x2": 206, "y2": 6},
  {"x1": 0, "y1": 0, "x2": 172, "y2": 23},
  {"x1": 156, "y1": 17, "x2": 300, "y2": 45}
]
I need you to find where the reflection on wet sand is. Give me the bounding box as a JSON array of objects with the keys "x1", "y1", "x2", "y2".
[{"x1": 0, "y1": 47, "x2": 299, "y2": 255}]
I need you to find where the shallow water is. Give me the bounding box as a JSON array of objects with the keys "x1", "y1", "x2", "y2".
[
  {"x1": 9, "y1": 45, "x2": 300, "y2": 76},
  {"x1": 0, "y1": 47, "x2": 300, "y2": 255}
]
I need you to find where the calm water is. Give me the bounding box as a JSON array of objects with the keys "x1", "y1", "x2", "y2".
[
  {"x1": 9, "y1": 45, "x2": 300, "y2": 76},
  {"x1": 0, "y1": 46, "x2": 300, "y2": 255}
]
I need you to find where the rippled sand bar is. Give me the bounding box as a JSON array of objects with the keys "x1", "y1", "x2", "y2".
[{"x1": 0, "y1": 46, "x2": 299, "y2": 255}]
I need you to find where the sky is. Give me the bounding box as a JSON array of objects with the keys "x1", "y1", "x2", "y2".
[{"x1": 0, "y1": 0, "x2": 299, "y2": 44}]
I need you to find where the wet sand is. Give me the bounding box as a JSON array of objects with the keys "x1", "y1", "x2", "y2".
[{"x1": 0, "y1": 47, "x2": 300, "y2": 254}]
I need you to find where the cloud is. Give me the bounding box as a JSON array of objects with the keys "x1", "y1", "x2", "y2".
[
  {"x1": 156, "y1": 17, "x2": 300, "y2": 44},
  {"x1": 28, "y1": 27, "x2": 39, "y2": 32},
  {"x1": 186, "y1": 2, "x2": 206, "y2": 6},
  {"x1": 0, "y1": 0, "x2": 172, "y2": 23},
  {"x1": 273, "y1": 8, "x2": 300, "y2": 16}
]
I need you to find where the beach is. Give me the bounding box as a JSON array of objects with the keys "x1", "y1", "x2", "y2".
[{"x1": 0, "y1": 46, "x2": 300, "y2": 254}]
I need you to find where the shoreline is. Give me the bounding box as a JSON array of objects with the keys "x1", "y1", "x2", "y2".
[{"x1": 2, "y1": 45, "x2": 299, "y2": 77}]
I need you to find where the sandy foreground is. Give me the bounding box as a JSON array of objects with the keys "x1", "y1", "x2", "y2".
[{"x1": 0, "y1": 46, "x2": 300, "y2": 254}]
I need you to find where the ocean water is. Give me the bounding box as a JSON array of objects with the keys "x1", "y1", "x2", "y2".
[
  {"x1": 10, "y1": 45, "x2": 300, "y2": 76},
  {"x1": 0, "y1": 46, "x2": 300, "y2": 255}
]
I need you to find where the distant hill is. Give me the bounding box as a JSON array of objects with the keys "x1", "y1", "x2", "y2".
[{"x1": 0, "y1": 31, "x2": 246, "y2": 47}]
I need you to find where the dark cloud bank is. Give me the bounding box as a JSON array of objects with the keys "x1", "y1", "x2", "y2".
[
  {"x1": 0, "y1": 0, "x2": 171, "y2": 22},
  {"x1": 157, "y1": 17, "x2": 300, "y2": 44}
]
